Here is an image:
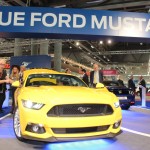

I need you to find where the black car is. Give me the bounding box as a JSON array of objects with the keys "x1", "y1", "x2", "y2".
[{"x1": 103, "y1": 81, "x2": 135, "y2": 110}]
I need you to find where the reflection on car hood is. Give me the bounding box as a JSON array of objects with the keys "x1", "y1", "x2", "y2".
[{"x1": 21, "y1": 86, "x2": 115, "y2": 104}]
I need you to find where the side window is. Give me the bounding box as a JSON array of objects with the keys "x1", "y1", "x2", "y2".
[{"x1": 70, "y1": 78, "x2": 80, "y2": 86}]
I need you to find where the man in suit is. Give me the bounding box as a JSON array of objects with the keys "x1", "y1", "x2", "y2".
[
  {"x1": 90, "y1": 63, "x2": 103, "y2": 88},
  {"x1": 128, "y1": 75, "x2": 136, "y2": 92},
  {"x1": 138, "y1": 75, "x2": 146, "y2": 100},
  {"x1": 81, "y1": 69, "x2": 89, "y2": 86}
]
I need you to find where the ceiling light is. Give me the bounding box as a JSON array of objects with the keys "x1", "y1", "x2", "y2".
[
  {"x1": 69, "y1": 46, "x2": 72, "y2": 49},
  {"x1": 79, "y1": 46, "x2": 82, "y2": 49},
  {"x1": 103, "y1": 55, "x2": 106, "y2": 58},
  {"x1": 76, "y1": 42, "x2": 79, "y2": 46},
  {"x1": 99, "y1": 60, "x2": 101, "y2": 62},
  {"x1": 94, "y1": 57, "x2": 96, "y2": 59},
  {"x1": 99, "y1": 41, "x2": 103, "y2": 44},
  {"x1": 108, "y1": 40, "x2": 112, "y2": 44},
  {"x1": 140, "y1": 43, "x2": 143, "y2": 45},
  {"x1": 88, "y1": 52, "x2": 91, "y2": 55},
  {"x1": 91, "y1": 45, "x2": 94, "y2": 49}
]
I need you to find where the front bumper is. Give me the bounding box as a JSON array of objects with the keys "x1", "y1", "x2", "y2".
[{"x1": 22, "y1": 130, "x2": 123, "y2": 142}]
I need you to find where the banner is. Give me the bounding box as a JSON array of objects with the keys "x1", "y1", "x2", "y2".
[
  {"x1": 10, "y1": 55, "x2": 51, "y2": 69},
  {"x1": 102, "y1": 70, "x2": 118, "y2": 76},
  {"x1": 0, "y1": 6, "x2": 150, "y2": 40}
]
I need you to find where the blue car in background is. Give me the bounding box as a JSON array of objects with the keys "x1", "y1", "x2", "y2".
[{"x1": 103, "y1": 81, "x2": 135, "y2": 110}]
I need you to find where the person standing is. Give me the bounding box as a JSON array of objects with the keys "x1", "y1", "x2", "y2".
[
  {"x1": 90, "y1": 63, "x2": 103, "y2": 88},
  {"x1": 19, "y1": 65, "x2": 26, "y2": 84},
  {"x1": 128, "y1": 75, "x2": 136, "y2": 92},
  {"x1": 81, "y1": 69, "x2": 89, "y2": 86},
  {"x1": 0, "y1": 67, "x2": 10, "y2": 113},
  {"x1": 65, "y1": 68, "x2": 72, "y2": 74},
  {"x1": 138, "y1": 75, "x2": 146, "y2": 101},
  {"x1": 9, "y1": 65, "x2": 20, "y2": 114},
  {"x1": 117, "y1": 75, "x2": 125, "y2": 86}
]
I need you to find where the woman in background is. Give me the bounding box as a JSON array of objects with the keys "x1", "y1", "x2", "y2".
[{"x1": 9, "y1": 65, "x2": 20, "y2": 114}]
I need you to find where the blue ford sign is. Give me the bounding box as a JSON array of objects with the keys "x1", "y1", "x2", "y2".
[
  {"x1": 0, "y1": 6, "x2": 150, "y2": 40},
  {"x1": 10, "y1": 55, "x2": 51, "y2": 69}
]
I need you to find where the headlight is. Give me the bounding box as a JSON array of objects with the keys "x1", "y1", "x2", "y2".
[
  {"x1": 114, "y1": 101, "x2": 120, "y2": 108},
  {"x1": 22, "y1": 100, "x2": 44, "y2": 110}
]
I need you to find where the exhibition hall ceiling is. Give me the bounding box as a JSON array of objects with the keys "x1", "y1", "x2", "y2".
[{"x1": 1, "y1": 0, "x2": 150, "y2": 69}]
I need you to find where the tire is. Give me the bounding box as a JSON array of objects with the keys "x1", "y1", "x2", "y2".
[
  {"x1": 13, "y1": 107, "x2": 24, "y2": 141},
  {"x1": 121, "y1": 105, "x2": 130, "y2": 110}
]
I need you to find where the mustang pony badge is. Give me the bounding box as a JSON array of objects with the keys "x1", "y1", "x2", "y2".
[{"x1": 77, "y1": 107, "x2": 91, "y2": 113}]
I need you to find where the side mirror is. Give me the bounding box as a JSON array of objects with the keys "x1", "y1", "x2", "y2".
[
  {"x1": 12, "y1": 81, "x2": 20, "y2": 87},
  {"x1": 96, "y1": 83, "x2": 104, "y2": 89}
]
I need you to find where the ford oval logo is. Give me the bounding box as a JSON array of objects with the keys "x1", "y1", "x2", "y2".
[{"x1": 77, "y1": 107, "x2": 91, "y2": 113}]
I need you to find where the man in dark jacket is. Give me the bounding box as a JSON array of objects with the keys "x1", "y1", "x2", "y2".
[
  {"x1": 81, "y1": 69, "x2": 89, "y2": 86},
  {"x1": 138, "y1": 75, "x2": 146, "y2": 100},
  {"x1": 90, "y1": 63, "x2": 103, "y2": 88},
  {"x1": 128, "y1": 75, "x2": 136, "y2": 92}
]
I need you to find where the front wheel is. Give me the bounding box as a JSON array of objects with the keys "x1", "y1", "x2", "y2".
[
  {"x1": 121, "y1": 105, "x2": 130, "y2": 110},
  {"x1": 13, "y1": 107, "x2": 24, "y2": 141}
]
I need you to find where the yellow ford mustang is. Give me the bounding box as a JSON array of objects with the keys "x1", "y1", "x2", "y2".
[{"x1": 12, "y1": 69, "x2": 122, "y2": 142}]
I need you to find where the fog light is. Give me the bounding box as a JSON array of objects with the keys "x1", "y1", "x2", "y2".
[
  {"x1": 32, "y1": 125, "x2": 39, "y2": 132},
  {"x1": 26, "y1": 123, "x2": 46, "y2": 134},
  {"x1": 113, "y1": 120, "x2": 121, "y2": 129}
]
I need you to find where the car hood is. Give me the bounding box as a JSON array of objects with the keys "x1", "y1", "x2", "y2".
[{"x1": 20, "y1": 86, "x2": 116, "y2": 105}]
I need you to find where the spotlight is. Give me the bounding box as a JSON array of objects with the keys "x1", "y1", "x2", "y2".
[
  {"x1": 108, "y1": 40, "x2": 112, "y2": 44},
  {"x1": 99, "y1": 41, "x2": 103, "y2": 44},
  {"x1": 91, "y1": 45, "x2": 94, "y2": 49},
  {"x1": 69, "y1": 46, "x2": 72, "y2": 49},
  {"x1": 140, "y1": 43, "x2": 143, "y2": 45},
  {"x1": 76, "y1": 42, "x2": 79, "y2": 46}
]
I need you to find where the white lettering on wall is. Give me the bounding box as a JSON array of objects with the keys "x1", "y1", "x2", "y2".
[
  {"x1": 134, "y1": 18, "x2": 146, "y2": 32},
  {"x1": 0, "y1": 12, "x2": 12, "y2": 26},
  {"x1": 109, "y1": 16, "x2": 121, "y2": 30},
  {"x1": 14, "y1": 12, "x2": 25, "y2": 26},
  {"x1": 145, "y1": 19, "x2": 150, "y2": 32},
  {"x1": 123, "y1": 17, "x2": 134, "y2": 30},
  {"x1": 42, "y1": 13, "x2": 57, "y2": 27},
  {"x1": 30, "y1": 12, "x2": 42, "y2": 26},
  {"x1": 91, "y1": 15, "x2": 107, "y2": 29},
  {"x1": 73, "y1": 14, "x2": 86, "y2": 28},
  {"x1": 59, "y1": 14, "x2": 71, "y2": 27}
]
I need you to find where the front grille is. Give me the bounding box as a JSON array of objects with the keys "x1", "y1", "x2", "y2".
[
  {"x1": 109, "y1": 89, "x2": 129, "y2": 95},
  {"x1": 47, "y1": 104, "x2": 113, "y2": 117},
  {"x1": 52, "y1": 125, "x2": 110, "y2": 134}
]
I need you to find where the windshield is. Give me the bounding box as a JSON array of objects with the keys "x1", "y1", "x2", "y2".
[{"x1": 25, "y1": 74, "x2": 87, "y2": 87}]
